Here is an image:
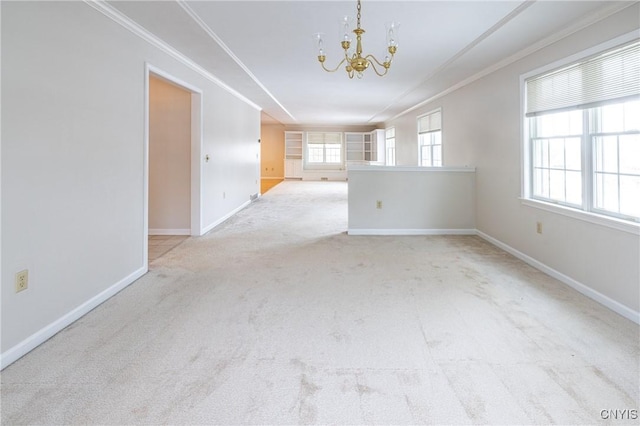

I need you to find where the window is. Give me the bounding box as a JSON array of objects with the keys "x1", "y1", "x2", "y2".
[
  {"x1": 530, "y1": 110, "x2": 583, "y2": 206},
  {"x1": 306, "y1": 132, "x2": 342, "y2": 165},
  {"x1": 525, "y1": 40, "x2": 640, "y2": 222},
  {"x1": 385, "y1": 127, "x2": 396, "y2": 166},
  {"x1": 418, "y1": 109, "x2": 442, "y2": 166},
  {"x1": 592, "y1": 102, "x2": 640, "y2": 218}
]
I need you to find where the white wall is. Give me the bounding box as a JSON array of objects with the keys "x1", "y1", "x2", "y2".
[
  {"x1": 149, "y1": 75, "x2": 191, "y2": 234},
  {"x1": 385, "y1": 6, "x2": 640, "y2": 319},
  {"x1": 348, "y1": 166, "x2": 476, "y2": 234},
  {"x1": 1, "y1": 1, "x2": 260, "y2": 363}
]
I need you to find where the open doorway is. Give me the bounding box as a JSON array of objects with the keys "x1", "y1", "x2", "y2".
[
  {"x1": 260, "y1": 115, "x2": 285, "y2": 194},
  {"x1": 145, "y1": 66, "x2": 202, "y2": 264}
]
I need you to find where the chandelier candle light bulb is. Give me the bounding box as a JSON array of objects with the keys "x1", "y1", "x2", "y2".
[{"x1": 315, "y1": 0, "x2": 399, "y2": 79}]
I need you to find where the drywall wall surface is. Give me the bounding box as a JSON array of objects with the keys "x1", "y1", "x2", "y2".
[
  {"x1": 260, "y1": 123, "x2": 285, "y2": 179},
  {"x1": 385, "y1": 5, "x2": 640, "y2": 315},
  {"x1": 149, "y1": 76, "x2": 191, "y2": 233},
  {"x1": 199, "y1": 89, "x2": 260, "y2": 229},
  {"x1": 348, "y1": 166, "x2": 476, "y2": 233},
  {"x1": 1, "y1": 1, "x2": 260, "y2": 357}
]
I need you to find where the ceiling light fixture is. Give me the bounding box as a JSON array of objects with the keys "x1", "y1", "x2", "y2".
[{"x1": 314, "y1": 0, "x2": 399, "y2": 79}]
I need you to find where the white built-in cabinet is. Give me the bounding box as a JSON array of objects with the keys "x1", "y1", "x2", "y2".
[
  {"x1": 284, "y1": 131, "x2": 303, "y2": 178},
  {"x1": 284, "y1": 158, "x2": 302, "y2": 178},
  {"x1": 345, "y1": 129, "x2": 385, "y2": 166}
]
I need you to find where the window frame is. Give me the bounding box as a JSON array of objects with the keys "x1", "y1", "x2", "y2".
[
  {"x1": 589, "y1": 105, "x2": 640, "y2": 221},
  {"x1": 520, "y1": 31, "x2": 640, "y2": 234},
  {"x1": 417, "y1": 108, "x2": 443, "y2": 167},
  {"x1": 304, "y1": 131, "x2": 344, "y2": 170},
  {"x1": 385, "y1": 127, "x2": 396, "y2": 166},
  {"x1": 528, "y1": 109, "x2": 585, "y2": 209}
]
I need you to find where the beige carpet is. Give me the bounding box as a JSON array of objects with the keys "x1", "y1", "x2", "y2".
[{"x1": 1, "y1": 181, "x2": 638, "y2": 424}]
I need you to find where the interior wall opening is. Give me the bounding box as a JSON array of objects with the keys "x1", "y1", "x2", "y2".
[{"x1": 148, "y1": 73, "x2": 193, "y2": 262}]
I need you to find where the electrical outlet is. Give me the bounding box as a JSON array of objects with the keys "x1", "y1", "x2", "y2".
[
  {"x1": 536, "y1": 222, "x2": 543, "y2": 234},
  {"x1": 15, "y1": 269, "x2": 28, "y2": 293},
  {"x1": 376, "y1": 200, "x2": 383, "y2": 209}
]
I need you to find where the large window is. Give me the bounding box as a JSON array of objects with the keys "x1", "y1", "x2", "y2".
[
  {"x1": 385, "y1": 127, "x2": 396, "y2": 166},
  {"x1": 306, "y1": 132, "x2": 342, "y2": 165},
  {"x1": 525, "y1": 40, "x2": 640, "y2": 222},
  {"x1": 418, "y1": 109, "x2": 442, "y2": 166}
]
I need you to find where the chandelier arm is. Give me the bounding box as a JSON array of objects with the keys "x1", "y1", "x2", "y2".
[
  {"x1": 319, "y1": 57, "x2": 348, "y2": 73},
  {"x1": 364, "y1": 54, "x2": 392, "y2": 68},
  {"x1": 365, "y1": 55, "x2": 390, "y2": 77},
  {"x1": 369, "y1": 62, "x2": 388, "y2": 77}
]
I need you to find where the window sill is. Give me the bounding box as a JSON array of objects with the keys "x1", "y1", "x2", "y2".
[{"x1": 520, "y1": 198, "x2": 640, "y2": 235}]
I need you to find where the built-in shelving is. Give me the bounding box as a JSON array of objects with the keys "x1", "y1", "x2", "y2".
[
  {"x1": 284, "y1": 131, "x2": 303, "y2": 178},
  {"x1": 284, "y1": 131, "x2": 303, "y2": 159},
  {"x1": 345, "y1": 130, "x2": 385, "y2": 165}
]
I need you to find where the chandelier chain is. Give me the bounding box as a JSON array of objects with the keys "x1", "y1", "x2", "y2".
[{"x1": 356, "y1": 0, "x2": 361, "y2": 29}]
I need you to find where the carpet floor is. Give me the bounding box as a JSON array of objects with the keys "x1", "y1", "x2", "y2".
[{"x1": 1, "y1": 181, "x2": 638, "y2": 425}]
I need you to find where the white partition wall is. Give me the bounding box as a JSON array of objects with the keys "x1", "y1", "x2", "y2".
[{"x1": 348, "y1": 166, "x2": 476, "y2": 235}]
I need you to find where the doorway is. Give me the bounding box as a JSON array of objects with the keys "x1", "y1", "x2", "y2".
[
  {"x1": 145, "y1": 65, "x2": 203, "y2": 264},
  {"x1": 260, "y1": 119, "x2": 285, "y2": 194}
]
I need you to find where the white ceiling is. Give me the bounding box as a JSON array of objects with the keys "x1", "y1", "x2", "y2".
[{"x1": 107, "y1": 0, "x2": 635, "y2": 126}]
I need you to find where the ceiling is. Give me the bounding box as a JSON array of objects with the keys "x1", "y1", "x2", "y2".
[{"x1": 107, "y1": 1, "x2": 635, "y2": 126}]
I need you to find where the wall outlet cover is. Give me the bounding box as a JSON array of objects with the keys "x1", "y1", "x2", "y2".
[{"x1": 16, "y1": 270, "x2": 28, "y2": 293}]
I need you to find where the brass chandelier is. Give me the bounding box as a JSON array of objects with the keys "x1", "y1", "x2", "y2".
[{"x1": 315, "y1": 0, "x2": 399, "y2": 79}]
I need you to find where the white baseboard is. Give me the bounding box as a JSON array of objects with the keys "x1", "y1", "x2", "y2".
[
  {"x1": 149, "y1": 228, "x2": 190, "y2": 236},
  {"x1": 201, "y1": 200, "x2": 251, "y2": 235},
  {"x1": 348, "y1": 228, "x2": 476, "y2": 236},
  {"x1": 1, "y1": 266, "x2": 147, "y2": 369},
  {"x1": 476, "y1": 230, "x2": 640, "y2": 325}
]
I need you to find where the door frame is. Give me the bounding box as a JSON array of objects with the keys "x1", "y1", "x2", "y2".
[{"x1": 144, "y1": 63, "x2": 204, "y2": 265}]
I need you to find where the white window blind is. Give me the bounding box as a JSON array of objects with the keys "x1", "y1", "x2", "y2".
[
  {"x1": 385, "y1": 127, "x2": 395, "y2": 139},
  {"x1": 418, "y1": 110, "x2": 442, "y2": 133},
  {"x1": 307, "y1": 132, "x2": 342, "y2": 144},
  {"x1": 526, "y1": 41, "x2": 640, "y2": 117},
  {"x1": 306, "y1": 132, "x2": 342, "y2": 165}
]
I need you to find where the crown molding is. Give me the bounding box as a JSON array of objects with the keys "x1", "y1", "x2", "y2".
[
  {"x1": 177, "y1": 0, "x2": 296, "y2": 122},
  {"x1": 82, "y1": 0, "x2": 261, "y2": 111},
  {"x1": 387, "y1": 1, "x2": 638, "y2": 122},
  {"x1": 372, "y1": 0, "x2": 534, "y2": 124}
]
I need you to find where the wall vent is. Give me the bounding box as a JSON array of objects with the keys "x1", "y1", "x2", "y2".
[{"x1": 321, "y1": 177, "x2": 329, "y2": 181}]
